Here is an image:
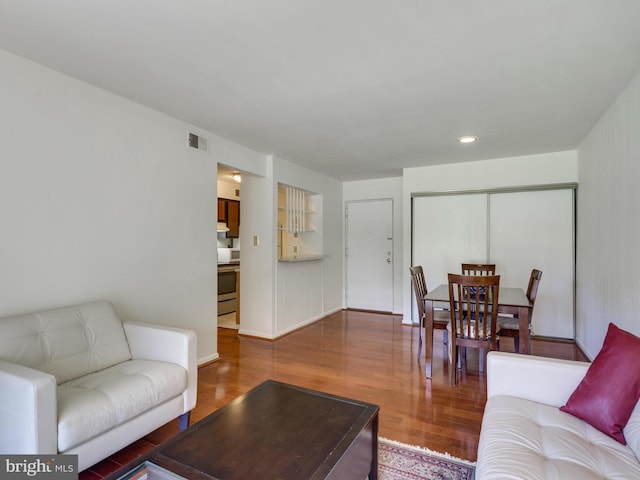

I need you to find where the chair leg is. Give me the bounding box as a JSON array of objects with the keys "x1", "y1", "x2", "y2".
[
  {"x1": 458, "y1": 347, "x2": 466, "y2": 369},
  {"x1": 450, "y1": 345, "x2": 457, "y2": 386},
  {"x1": 178, "y1": 411, "x2": 190, "y2": 431},
  {"x1": 514, "y1": 336, "x2": 519, "y2": 353},
  {"x1": 417, "y1": 318, "x2": 423, "y2": 361}
]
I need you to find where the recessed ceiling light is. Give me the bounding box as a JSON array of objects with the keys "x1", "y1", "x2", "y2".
[{"x1": 458, "y1": 136, "x2": 478, "y2": 144}]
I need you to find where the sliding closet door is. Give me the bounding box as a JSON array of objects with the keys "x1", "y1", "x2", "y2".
[
  {"x1": 489, "y1": 189, "x2": 574, "y2": 338},
  {"x1": 413, "y1": 194, "x2": 488, "y2": 292},
  {"x1": 412, "y1": 187, "x2": 575, "y2": 338}
]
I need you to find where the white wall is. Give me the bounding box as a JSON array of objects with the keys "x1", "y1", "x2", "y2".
[
  {"x1": 0, "y1": 50, "x2": 265, "y2": 364},
  {"x1": 273, "y1": 156, "x2": 344, "y2": 336},
  {"x1": 577, "y1": 70, "x2": 640, "y2": 359},
  {"x1": 234, "y1": 160, "x2": 277, "y2": 338},
  {"x1": 402, "y1": 151, "x2": 578, "y2": 324},
  {"x1": 217, "y1": 179, "x2": 241, "y2": 201},
  {"x1": 0, "y1": 47, "x2": 343, "y2": 348},
  {"x1": 232, "y1": 156, "x2": 343, "y2": 339},
  {"x1": 343, "y1": 177, "x2": 404, "y2": 313}
]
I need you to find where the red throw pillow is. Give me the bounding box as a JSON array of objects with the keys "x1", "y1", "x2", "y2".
[{"x1": 560, "y1": 323, "x2": 640, "y2": 444}]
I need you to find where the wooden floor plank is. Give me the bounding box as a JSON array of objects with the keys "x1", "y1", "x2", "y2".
[{"x1": 81, "y1": 309, "x2": 587, "y2": 478}]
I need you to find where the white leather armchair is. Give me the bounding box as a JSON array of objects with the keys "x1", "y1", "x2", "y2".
[{"x1": 0, "y1": 301, "x2": 197, "y2": 471}]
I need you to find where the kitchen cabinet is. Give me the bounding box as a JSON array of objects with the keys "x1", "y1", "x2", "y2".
[
  {"x1": 226, "y1": 200, "x2": 240, "y2": 237},
  {"x1": 217, "y1": 198, "x2": 240, "y2": 238},
  {"x1": 217, "y1": 199, "x2": 227, "y2": 222}
]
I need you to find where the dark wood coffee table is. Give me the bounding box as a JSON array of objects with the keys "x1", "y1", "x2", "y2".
[{"x1": 106, "y1": 380, "x2": 379, "y2": 480}]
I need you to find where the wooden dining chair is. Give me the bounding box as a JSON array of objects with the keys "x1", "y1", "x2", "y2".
[
  {"x1": 460, "y1": 264, "x2": 496, "y2": 302},
  {"x1": 461, "y1": 263, "x2": 496, "y2": 276},
  {"x1": 410, "y1": 266, "x2": 450, "y2": 360},
  {"x1": 447, "y1": 273, "x2": 500, "y2": 386},
  {"x1": 497, "y1": 269, "x2": 542, "y2": 352}
]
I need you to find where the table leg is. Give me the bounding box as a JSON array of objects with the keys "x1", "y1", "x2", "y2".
[
  {"x1": 425, "y1": 299, "x2": 434, "y2": 378},
  {"x1": 368, "y1": 415, "x2": 379, "y2": 480},
  {"x1": 518, "y1": 306, "x2": 531, "y2": 354}
]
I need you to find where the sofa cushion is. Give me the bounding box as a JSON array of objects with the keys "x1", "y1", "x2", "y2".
[
  {"x1": 623, "y1": 400, "x2": 640, "y2": 462},
  {"x1": 57, "y1": 359, "x2": 187, "y2": 451},
  {"x1": 0, "y1": 301, "x2": 131, "y2": 384},
  {"x1": 477, "y1": 395, "x2": 640, "y2": 480},
  {"x1": 560, "y1": 323, "x2": 640, "y2": 444}
]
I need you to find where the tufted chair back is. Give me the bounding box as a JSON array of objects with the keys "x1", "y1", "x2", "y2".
[{"x1": 0, "y1": 301, "x2": 131, "y2": 384}]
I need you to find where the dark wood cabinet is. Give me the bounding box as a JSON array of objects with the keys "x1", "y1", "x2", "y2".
[
  {"x1": 217, "y1": 198, "x2": 240, "y2": 237},
  {"x1": 226, "y1": 200, "x2": 240, "y2": 237},
  {"x1": 217, "y1": 198, "x2": 227, "y2": 222}
]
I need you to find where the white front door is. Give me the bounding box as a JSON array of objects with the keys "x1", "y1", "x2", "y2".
[{"x1": 346, "y1": 199, "x2": 394, "y2": 311}]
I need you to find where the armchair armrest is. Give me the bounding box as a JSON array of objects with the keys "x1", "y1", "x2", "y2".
[
  {"x1": 123, "y1": 322, "x2": 197, "y2": 411},
  {"x1": 0, "y1": 360, "x2": 57, "y2": 454},
  {"x1": 487, "y1": 351, "x2": 590, "y2": 407}
]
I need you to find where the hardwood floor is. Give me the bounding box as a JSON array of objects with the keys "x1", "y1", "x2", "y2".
[{"x1": 80, "y1": 309, "x2": 588, "y2": 479}]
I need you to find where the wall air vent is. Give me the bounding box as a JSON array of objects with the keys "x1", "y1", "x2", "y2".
[{"x1": 188, "y1": 132, "x2": 208, "y2": 152}]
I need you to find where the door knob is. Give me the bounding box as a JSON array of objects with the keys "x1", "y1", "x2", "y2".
[{"x1": 386, "y1": 258, "x2": 391, "y2": 263}]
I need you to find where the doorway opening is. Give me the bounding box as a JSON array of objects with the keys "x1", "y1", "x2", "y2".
[{"x1": 217, "y1": 164, "x2": 242, "y2": 330}]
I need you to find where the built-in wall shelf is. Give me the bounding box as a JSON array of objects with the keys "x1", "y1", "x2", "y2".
[{"x1": 277, "y1": 183, "x2": 323, "y2": 259}]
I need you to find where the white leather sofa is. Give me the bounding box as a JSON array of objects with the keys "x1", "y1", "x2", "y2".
[
  {"x1": 0, "y1": 301, "x2": 197, "y2": 471},
  {"x1": 476, "y1": 352, "x2": 640, "y2": 479}
]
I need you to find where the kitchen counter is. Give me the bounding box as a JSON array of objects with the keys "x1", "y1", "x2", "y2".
[
  {"x1": 218, "y1": 262, "x2": 239, "y2": 272},
  {"x1": 278, "y1": 255, "x2": 326, "y2": 262}
]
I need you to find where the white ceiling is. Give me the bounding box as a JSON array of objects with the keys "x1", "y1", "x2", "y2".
[{"x1": 3, "y1": 1, "x2": 640, "y2": 181}]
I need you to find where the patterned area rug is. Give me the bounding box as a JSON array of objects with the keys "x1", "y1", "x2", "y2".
[{"x1": 379, "y1": 438, "x2": 476, "y2": 480}]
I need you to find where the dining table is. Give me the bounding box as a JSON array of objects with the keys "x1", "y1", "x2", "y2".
[{"x1": 423, "y1": 284, "x2": 532, "y2": 378}]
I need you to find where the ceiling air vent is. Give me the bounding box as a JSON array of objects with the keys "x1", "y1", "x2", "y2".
[{"x1": 188, "y1": 132, "x2": 208, "y2": 152}]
